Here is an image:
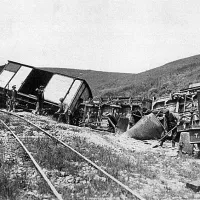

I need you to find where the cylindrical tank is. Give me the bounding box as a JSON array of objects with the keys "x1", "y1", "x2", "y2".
[{"x1": 122, "y1": 113, "x2": 164, "y2": 140}]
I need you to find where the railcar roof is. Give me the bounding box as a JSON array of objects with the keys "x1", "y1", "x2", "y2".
[{"x1": 7, "y1": 60, "x2": 85, "y2": 82}]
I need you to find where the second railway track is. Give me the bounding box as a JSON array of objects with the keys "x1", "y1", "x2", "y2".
[{"x1": 0, "y1": 110, "x2": 145, "y2": 200}]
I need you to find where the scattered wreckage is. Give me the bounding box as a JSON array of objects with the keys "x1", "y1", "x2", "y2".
[
  {"x1": 0, "y1": 61, "x2": 153, "y2": 134},
  {"x1": 120, "y1": 82, "x2": 200, "y2": 157},
  {"x1": 0, "y1": 60, "x2": 153, "y2": 133},
  {"x1": 150, "y1": 82, "x2": 200, "y2": 155},
  {"x1": 79, "y1": 96, "x2": 152, "y2": 133},
  {"x1": 1, "y1": 60, "x2": 200, "y2": 156},
  {"x1": 122, "y1": 113, "x2": 164, "y2": 140}
]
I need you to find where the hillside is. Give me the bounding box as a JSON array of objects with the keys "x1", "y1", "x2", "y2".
[
  {"x1": 40, "y1": 68, "x2": 136, "y2": 97},
  {"x1": 41, "y1": 54, "x2": 200, "y2": 98}
]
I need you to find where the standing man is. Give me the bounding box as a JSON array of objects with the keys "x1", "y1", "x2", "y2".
[
  {"x1": 160, "y1": 109, "x2": 178, "y2": 147},
  {"x1": 10, "y1": 85, "x2": 17, "y2": 112},
  {"x1": 3, "y1": 89, "x2": 11, "y2": 111},
  {"x1": 53, "y1": 97, "x2": 68, "y2": 123},
  {"x1": 35, "y1": 85, "x2": 44, "y2": 115}
]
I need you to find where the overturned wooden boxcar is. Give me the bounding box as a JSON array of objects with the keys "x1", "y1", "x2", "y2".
[{"x1": 0, "y1": 60, "x2": 93, "y2": 122}]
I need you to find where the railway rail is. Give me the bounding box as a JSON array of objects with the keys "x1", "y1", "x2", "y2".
[{"x1": 0, "y1": 109, "x2": 145, "y2": 200}]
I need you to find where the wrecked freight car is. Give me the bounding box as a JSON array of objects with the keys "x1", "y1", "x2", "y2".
[
  {"x1": 152, "y1": 83, "x2": 200, "y2": 130},
  {"x1": 0, "y1": 60, "x2": 93, "y2": 123},
  {"x1": 79, "y1": 96, "x2": 152, "y2": 133},
  {"x1": 151, "y1": 83, "x2": 200, "y2": 154}
]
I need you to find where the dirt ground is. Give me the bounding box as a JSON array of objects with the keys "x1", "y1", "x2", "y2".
[
  {"x1": 64, "y1": 127, "x2": 200, "y2": 200},
  {"x1": 3, "y1": 112, "x2": 200, "y2": 200},
  {"x1": 52, "y1": 122, "x2": 200, "y2": 199}
]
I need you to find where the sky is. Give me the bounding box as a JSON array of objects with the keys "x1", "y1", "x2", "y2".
[{"x1": 1, "y1": 0, "x2": 200, "y2": 73}]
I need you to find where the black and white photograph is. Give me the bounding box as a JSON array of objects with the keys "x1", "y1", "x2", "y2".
[{"x1": 1, "y1": 1, "x2": 200, "y2": 199}]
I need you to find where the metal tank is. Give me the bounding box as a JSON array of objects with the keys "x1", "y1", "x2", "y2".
[{"x1": 122, "y1": 113, "x2": 164, "y2": 140}]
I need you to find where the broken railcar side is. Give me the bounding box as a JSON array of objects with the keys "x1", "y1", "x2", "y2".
[{"x1": 79, "y1": 96, "x2": 152, "y2": 133}]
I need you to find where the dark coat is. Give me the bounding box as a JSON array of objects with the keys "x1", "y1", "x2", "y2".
[
  {"x1": 166, "y1": 112, "x2": 177, "y2": 129},
  {"x1": 36, "y1": 89, "x2": 44, "y2": 102}
]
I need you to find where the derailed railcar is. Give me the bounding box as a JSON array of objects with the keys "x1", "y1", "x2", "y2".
[
  {"x1": 0, "y1": 60, "x2": 92, "y2": 123},
  {"x1": 79, "y1": 96, "x2": 152, "y2": 133}
]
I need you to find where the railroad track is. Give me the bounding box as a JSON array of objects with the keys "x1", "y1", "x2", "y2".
[{"x1": 0, "y1": 110, "x2": 145, "y2": 200}]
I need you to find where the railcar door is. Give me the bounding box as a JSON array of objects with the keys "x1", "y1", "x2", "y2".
[
  {"x1": 7, "y1": 66, "x2": 33, "y2": 91},
  {"x1": 0, "y1": 70, "x2": 15, "y2": 88},
  {"x1": 44, "y1": 74, "x2": 74, "y2": 104}
]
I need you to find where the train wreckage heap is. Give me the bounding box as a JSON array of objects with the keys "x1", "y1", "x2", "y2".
[{"x1": 2, "y1": 60, "x2": 200, "y2": 150}]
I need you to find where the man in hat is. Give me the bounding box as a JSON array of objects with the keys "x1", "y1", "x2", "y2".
[
  {"x1": 160, "y1": 109, "x2": 178, "y2": 147},
  {"x1": 53, "y1": 97, "x2": 69, "y2": 123},
  {"x1": 35, "y1": 85, "x2": 44, "y2": 115},
  {"x1": 10, "y1": 85, "x2": 17, "y2": 112}
]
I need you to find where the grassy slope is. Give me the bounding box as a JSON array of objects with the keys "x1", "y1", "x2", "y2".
[
  {"x1": 41, "y1": 54, "x2": 200, "y2": 98},
  {"x1": 40, "y1": 68, "x2": 136, "y2": 97}
]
